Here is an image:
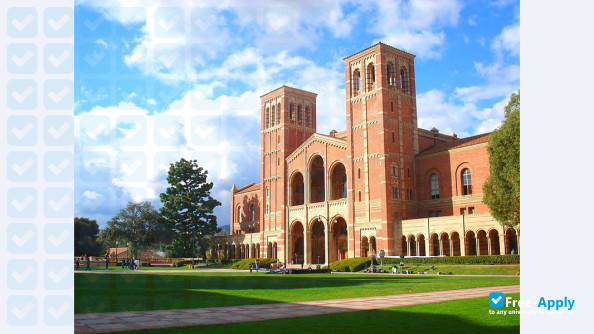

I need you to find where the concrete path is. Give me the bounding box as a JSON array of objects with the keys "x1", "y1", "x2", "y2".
[{"x1": 75, "y1": 285, "x2": 519, "y2": 333}]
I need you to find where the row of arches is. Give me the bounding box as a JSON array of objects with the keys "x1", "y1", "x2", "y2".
[
  {"x1": 212, "y1": 242, "x2": 278, "y2": 260},
  {"x1": 290, "y1": 157, "x2": 347, "y2": 206},
  {"x1": 351, "y1": 62, "x2": 409, "y2": 96},
  {"x1": 265, "y1": 103, "x2": 313, "y2": 129},
  {"x1": 401, "y1": 228, "x2": 519, "y2": 257},
  {"x1": 290, "y1": 217, "x2": 348, "y2": 265}
]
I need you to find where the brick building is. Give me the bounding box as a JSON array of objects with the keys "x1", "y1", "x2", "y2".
[{"x1": 211, "y1": 42, "x2": 519, "y2": 265}]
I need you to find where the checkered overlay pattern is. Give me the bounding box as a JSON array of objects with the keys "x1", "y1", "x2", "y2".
[{"x1": 1, "y1": 0, "x2": 74, "y2": 331}]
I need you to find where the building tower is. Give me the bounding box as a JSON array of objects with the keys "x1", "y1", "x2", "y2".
[
  {"x1": 343, "y1": 43, "x2": 418, "y2": 256},
  {"x1": 260, "y1": 86, "x2": 318, "y2": 258}
]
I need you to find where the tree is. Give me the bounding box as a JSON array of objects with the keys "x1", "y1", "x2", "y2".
[
  {"x1": 160, "y1": 158, "x2": 221, "y2": 258},
  {"x1": 74, "y1": 217, "x2": 102, "y2": 256},
  {"x1": 105, "y1": 201, "x2": 171, "y2": 257},
  {"x1": 483, "y1": 91, "x2": 520, "y2": 227}
]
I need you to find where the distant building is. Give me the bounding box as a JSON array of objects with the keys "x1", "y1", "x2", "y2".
[
  {"x1": 107, "y1": 247, "x2": 164, "y2": 259},
  {"x1": 211, "y1": 42, "x2": 519, "y2": 265}
]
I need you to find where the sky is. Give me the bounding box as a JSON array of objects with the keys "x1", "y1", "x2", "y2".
[{"x1": 73, "y1": 0, "x2": 520, "y2": 228}]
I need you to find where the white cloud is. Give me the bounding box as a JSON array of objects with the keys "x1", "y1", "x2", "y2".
[{"x1": 364, "y1": 0, "x2": 463, "y2": 59}]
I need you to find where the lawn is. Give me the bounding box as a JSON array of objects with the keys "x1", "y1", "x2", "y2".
[
  {"x1": 75, "y1": 272, "x2": 519, "y2": 314},
  {"x1": 115, "y1": 293, "x2": 521, "y2": 333},
  {"x1": 378, "y1": 264, "x2": 520, "y2": 275}
]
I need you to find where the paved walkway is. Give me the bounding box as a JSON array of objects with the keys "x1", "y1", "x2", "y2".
[{"x1": 75, "y1": 284, "x2": 519, "y2": 333}]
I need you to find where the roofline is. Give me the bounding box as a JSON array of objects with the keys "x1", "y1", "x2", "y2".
[
  {"x1": 343, "y1": 42, "x2": 416, "y2": 61},
  {"x1": 286, "y1": 133, "x2": 347, "y2": 162},
  {"x1": 235, "y1": 183, "x2": 256, "y2": 193},
  {"x1": 260, "y1": 85, "x2": 318, "y2": 98},
  {"x1": 416, "y1": 132, "x2": 491, "y2": 157}
]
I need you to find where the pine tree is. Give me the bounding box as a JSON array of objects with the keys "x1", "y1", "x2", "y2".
[
  {"x1": 159, "y1": 158, "x2": 221, "y2": 258},
  {"x1": 483, "y1": 91, "x2": 520, "y2": 227}
]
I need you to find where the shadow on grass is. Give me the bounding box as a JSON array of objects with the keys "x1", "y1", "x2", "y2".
[
  {"x1": 75, "y1": 272, "x2": 519, "y2": 314},
  {"x1": 109, "y1": 296, "x2": 520, "y2": 334}
]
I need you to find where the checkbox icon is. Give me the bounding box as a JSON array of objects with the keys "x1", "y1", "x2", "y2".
[
  {"x1": 8, "y1": 79, "x2": 37, "y2": 110},
  {"x1": 7, "y1": 152, "x2": 37, "y2": 182},
  {"x1": 8, "y1": 259, "x2": 37, "y2": 290},
  {"x1": 44, "y1": 43, "x2": 73, "y2": 73},
  {"x1": 8, "y1": 224, "x2": 37, "y2": 254},
  {"x1": 489, "y1": 292, "x2": 504, "y2": 307},
  {"x1": 44, "y1": 115, "x2": 73, "y2": 146},
  {"x1": 44, "y1": 79, "x2": 73, "y2": 109},
  {"x1": 8, "y1": 7, "x2": 38, "y2": 38},
  {"x1": 154, "y1": 7, "x2": 184, "y2": 37},
  {"x1": 44, "y1": 7, "x2": 73, "y2": 38},
  {"x1": 44, "y1": 152, "x2": 73, "y2": 182},
  {"x1": 7, "y1": 295, "x2": 37, "y2": 326},
  {"x1": 44, "y1": 260, "x2": 73, "y2": 290},
  {"x1": 44, "y1": 224, "x2": 72, "y2": 253},
  {"x1": 8, "y1": 116, "x2": 38, "y2": 146},
  {"x1": 44, "y1": 295, "x2": 73, "y2": 326},
  {"x1": 8, "y1": 44, "x2": 37, "y2": 73},
  {"x1": 7, "y1": 188, "x2": 37, "y2": 218},
  {"x1": 44, "y1": 188, "x2": 73, "y2": 218}
]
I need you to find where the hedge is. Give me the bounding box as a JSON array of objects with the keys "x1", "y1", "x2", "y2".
[
  {"x1": 230, "y1": 258, "x2": 277, "y2": 270},
  {"x1": 329, "y1": 257, "x2": 375, "y2": 272},
  {"x1": 380, "y1": 255, "x2": 519, "y2": 265}
]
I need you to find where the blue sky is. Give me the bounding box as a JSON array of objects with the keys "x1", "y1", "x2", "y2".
[{"x1": 73, "y1": 0, "x2": 519, "y2": 228}]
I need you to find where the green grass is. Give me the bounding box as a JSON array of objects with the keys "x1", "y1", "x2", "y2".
[
  {"x1": 116, "y1": 293, "x2": 521, "y2": 333},
  {"x1": 379, "y1": 264, "x2": 520, "y2": 275},
  {"x1": 75, "y1": 272, "x2": 519, "y2": 314}
]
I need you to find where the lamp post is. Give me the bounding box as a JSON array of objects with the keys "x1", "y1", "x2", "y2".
[
  {"x1": 369, "y1": 252, "x2": 376, "y2": 273},
  {"x1": 115, "y1": 240, "x2": 119, "y2": 269},
  {"x1": 379, "y1": 250, "x2": 385, "y2": 272}
]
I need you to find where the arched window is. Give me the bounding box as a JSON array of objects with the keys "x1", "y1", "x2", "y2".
[
  {"x1": 265, "y1": 108, "x2": 270, "y2": 128},
  {"x1": 297, "y1": 105, "x2": 302, "y2": 122},
  {"x1": 305, "y1": 106, "x2": 311, "y2": 126},
  {"x1": 366, "y1": 63, "x2": 375, "y2": 91},
  {"x1": 358, "y1": 168, "x2": 361, "y2": 179},
  {"x1": 352, "y1": 69, "x2": 361, "y2": 96},
  {"x1": 430, "y1": 174, "x2": 440, "y2": 199},
  {"x1": 250, "y1": 203, "x2": 256, "y2": 220},
  {"x1": 289, "y1": 103, "x2": 293, "y2": 120},
  {"x1": 391, "y1": 165, "x2": 397, "y2": 176},
  {"x1": 358, "y1": 191, "x2": 362, "y2": 202},
  {"x1": 392, "y1": 132, "x2": 395, "y2": 143},
  {"x1": 237, "y1": 206, "x2": 241, "y2": 223},
  {"x1": 400, "y1": 68, "x2": 408, "y2": 93},
  {"x1": 277, "y1": 103, "x2": 281, "y2": 124},
  {"x1": 462, "y1": 169, "x2": 472, "y2": 195},
  {"x1": 391, "y1": 101, "x2": 394, "y2": 112},
  {"x1": 270, "y1": 105, "x2": 275, "y2": 127},
  {"x1": 387, "y1": 62, "x2": 395, "y2": 86}
]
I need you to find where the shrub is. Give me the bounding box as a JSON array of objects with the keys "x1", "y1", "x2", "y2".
[
  {"x1": 380, "y1": 255, "x2": 519, "y2": 265},
  {"x1": 329, "y1": 257, "x2": 374, "y2": 272},
  {"x1": 230, "y1": 258, "x2": 277, "y2": 270}
]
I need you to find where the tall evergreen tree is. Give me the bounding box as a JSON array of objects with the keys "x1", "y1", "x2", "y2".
[
  {"x1": 159, "y1": 158, "x2": 221, "y2": 258},
  {"x1": 483, "y1": 91, "x2": 520, "y2": 227}
]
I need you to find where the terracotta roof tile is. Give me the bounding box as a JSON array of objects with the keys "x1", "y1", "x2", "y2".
[{"x1": 417, "y1": 133, "x2": 490, "y2": 156}]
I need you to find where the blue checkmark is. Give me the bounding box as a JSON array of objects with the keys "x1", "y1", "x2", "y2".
[{"x1": 489, "y1": 292, "x2": 505, "y2": 307}]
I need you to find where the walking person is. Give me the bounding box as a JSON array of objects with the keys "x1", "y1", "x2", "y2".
[{"x1": 85, "y1": 255, "x2": 91, "y2": 271}]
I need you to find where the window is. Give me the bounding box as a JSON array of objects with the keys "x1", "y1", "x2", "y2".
[
  {"x1": 391, "y1": 165, "x2": 397, "y2": 176},
  {"x1": 265, "y1": 108, "x2": 270, "y2": 128},
  {"x1": 407, "y1": 188, "x2": 413, "y2": 200},
  {"x1": 289, "y1": 103, "x2": 293, "y2": 120},
  {"x1": 358, "y1": 168, "x2": 361, "y2": 179},
  {"x1": 277, "y1": 135, "x2": 280, "y2": 144},
  {"x1": 297, "y1": 105, "x2": 302, "y2": 121},
  {"x1": 462, "y1": 169, "x2": 472, "y2": 195},
  {"x1": 407, "y1": 168, "x2": 411, "y2": 178},
  {"x1": 305, "y1": 107, "x2": 311, "y2": 126},
  {"x1": 352, "y1": 69, "x2": 361, "y2": 96},
  {"x1": 366, "y1": 63, "x2": 375, "y2": 91},
  {"x1": 469, "y1": 207, "x2": 475, "y2": 214},
  {"x1": 237, "y1": 206, "x2": 242, "y2": 222},
  {"x1": 428, "y1": 210, "x2": 434, "y2": 217},
  {"x1": 400, "y1": 68, "x2": 407, "y2": 92},
  {"x1": 358, "y1": 191, "x2": 362, "y2": 202},
  {"x1": 387, "y1": 62, "x2": 395, "y2": 86},
  {"x1": 250, "y1": 203, "x2": 255, "y2": 220},
  {"x1": 392, "y1": 132, "x2": 395, "y2": 143},
  {"x1": 270, "y1": 105, "x2": 275, "y2": 127},
  {"x1": 392, "y1": 187, "x2": 399, "y2": 199},
  {"x1": 435, "y1": 210, "x2": 442, "y2": 217},
  {"x1": 277, "y1": 103, "x2": 281, "y2": 124},
  {"x1": 391, "y1": 101, "x2": 394, "y2": 112},
  {"x1": 430, "y1": 174, "x2": 440, "y2": 199},
  {"x1": 460, "y1": 208, "x2": 466, "y2": 215}
]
